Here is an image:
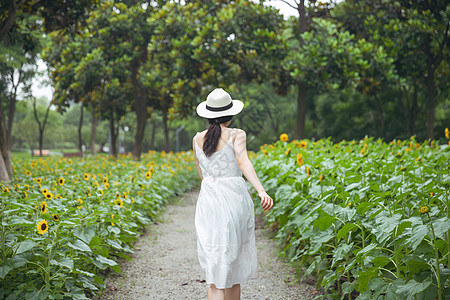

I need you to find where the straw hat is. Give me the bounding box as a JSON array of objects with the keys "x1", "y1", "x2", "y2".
[{"x1": 196, "y1": 88, "x2": 244, "y2": 118}]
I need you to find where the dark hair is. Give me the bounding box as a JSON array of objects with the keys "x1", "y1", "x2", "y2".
[{"x1": 203, "y1": 115, "x2": 233, "y2": 157}]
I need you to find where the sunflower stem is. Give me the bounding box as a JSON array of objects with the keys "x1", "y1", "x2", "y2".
[{"x1": 427, "y1": 213, "x2": 442, "y2": 300}]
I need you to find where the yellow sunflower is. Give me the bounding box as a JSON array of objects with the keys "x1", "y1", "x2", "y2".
[
  {"x1": 280, "y1": 133, "x2": 289, "y2": 142},
  {"x1": 42, "y1": 188, "x2": 49, "y2": 194},
  {"x1": 25, "y1": 170, "x2": 31, "y2": 176},
  {"x1": 77, "y1": 198, "x2": 83, "y2": 204},
  {"x1": 40, "y1": 201, "x2": 47, "y2": 213},
  {"x1": 296, "y1": 153, "x2": 303, "y2": 167},
  {"x1": 299, "y1": 141, "x2": 307, "y2": 149},
  {"x1": 419, "y1": 206, "x2": 430, "y2": 214},
  {"x1": 306, "y1": 166, "x2": 310, "y2": 178},
  {"x1": 111, "y1": 214, "x2": 115, "y2": 226},
  {"x1": 2, "y1": 186, "x2": 9, "y2": 193},
  {"x1": 115, "y1": 192, "x2": 121, "y2": 198},
  {"x1": 84, "y1": 173, "x2": 90, "y2": 180},
  {"x1": 445, "y1": 128, "x2": 449, "y2": 139},
  {"x1": 114, "y1": 198, "x2": 124, "y2": 208},
  {"x1": 319, "y1": 174, "x2": 324, "y2": 182},
  {"x1": 123, "y1": 193, "x2": 128, "y2": 199},
  {"x1": 58, "y1": 177, "x2": 65, "y2": 186},
  {"x1": 37, "y1": 219, "x2": 49, "y2": 234},
  {"x1": 103, "y1": 177, "x2": 108, "y2": 184},
  {"x1": 45, "y1": 192, "x2": 53, "y2": 200},
  {"x1": 35, "y1": 178, "x2": 42, "y2": 184},
  {"x1": 52, "y1": 214, "x2": 60, "y2": 221},
  {"x1": 104, "y1": 182, "x2": 110, "y2": 189},
  {"x1": 285, "y1": 148, "x2": 291, "y2": 156},
  {"x1": 145, "y1": 171, "x2": 152, "y2": 179}
]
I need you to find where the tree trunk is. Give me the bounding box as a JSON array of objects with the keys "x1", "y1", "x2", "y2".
[
  {"x1": 0, "y1": 148, "x2": 9, "y2": 182},
  {"x1": 425, "y1": 72, "x2": 435, "y2": 140},
  {"x1": 90, "y1": 108, "x2": 97, "y2": 156},
  {"x1": 78, "y1": 104, "x2": 84, "y2": 152},
  {"x1": 109, "y1": 107, "x2": 118, "y2": 158},
  {"x1": 0, "y1": 109, "x2": 11, "y2": 180},
  {"x1": 130, "y1": 65, "x2": 148, "y2": 161},
  {"x1": 295, "y1": 0, "x2": 308, "y2": 140},
  {"x1": 410, "y1": 82, "x2": 418, "y2": 135},
  {"x1": 0, "y1": 0, "x2": 20, "y2": 42},
  {"x1": 162, "y1": 111, "x2": 170, "y2": 152},
  {"x1": 150, "y1": 119, "x2": 156, "y2": 149},
  {"x1": 373, "y1": 93, "x2": 385, "y2": 137},
  {"x1": 296, "y1": 82, "x2": 307, "y2": 139}
]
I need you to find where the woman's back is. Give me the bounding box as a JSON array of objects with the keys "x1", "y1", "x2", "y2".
[{"x1": 194, "y1": 128, "x2": 241, "y2": 178}]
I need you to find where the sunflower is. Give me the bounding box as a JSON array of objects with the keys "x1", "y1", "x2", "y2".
[
  {"x1": 25, "y1": 170, "x2": 31, "y2": 176},
  {"x1": 77, "y1": 205, "x2": 83, "y2": 210},
  {"x1": 58, "y1": 177, "x2": 65, "y2": 186},
  {"x1": 104, "y1": 182, "x2": 110, "y2": 189},
  {"x1": 37, "y1": 219, "x2": 49, "y2": 235},
  {"x1": 445, "y1": 128, "x2": 449, "y2": 139},
  {"x1": 306, "y1": 166, "x2": 310, "y2": 178},
  {"x1": 419, "y1": 206, "x2": 430, "y2": 214},
  {"x1": 114, "y1": 198, "x2": 124, "y2": 208},
  {"x1": 296, "y1": 153, "x2": 303, "y2": 167},
  {"x1": 123, "y1": 193, "x2": 128, "y2": 199},
  {"x1": 2, "y1": 186, "x2": 9, "y2": 193},
  {"x1": 52, "y1": 214, "x2": 60, "y2": 221},
  {"x1": 40, "y1": 201, "x2": 47, "y2": 213},
  {"x1": 103, "y1": 177, "x2": 108, "y2": 184},
  {"x1": 319, "y1": 174, "x2": 324, "y2": 182},
  {"x1": 84, "y1": 173, "x2": 90, "y2": 181},
  {"x1": 430, "y1": 192, "x2": 434, "y2": 197},
  {"x1": 285, "y1": 148, "x2": 291, "y2": 156},
  {"x1": 145, "y1": 171, "x2": 152, "y2": 179},
  {"x1": 280, "y1": 133, "x2": 289, "y2": 142},
  {"x1": 115, "y1": 192, "x2": 121, "y2": 198},
  {"x1": 77, "y1": 198, "x2": 83, "y2": 204},
  {"x1": 35, "y1": 178, "x2": 42, "y2": 184},
  {"x1": 99, "y1": 189, "x2": 104, "y2": 196},
  {"x1": 41, "y1": 188, "x2": 49, "y2": 195},
  {"x1": 23, "y1": 191, "x2": 28, "y2": 198},
  {"x1": 111, "y1": 214, "x2": 115, "y2": 226},
  {"x1": 299, "y1": 141, "x2": 307, "y2": 149},
  {"x1": 45, "y1": 192, "x2": 53, "y2": 200}
]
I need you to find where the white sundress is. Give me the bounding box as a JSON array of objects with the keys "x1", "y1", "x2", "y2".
[{"x1": 194, "y1": 128, "x2": 257, "y2": 289}]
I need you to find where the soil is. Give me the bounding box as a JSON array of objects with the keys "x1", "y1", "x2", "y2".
[{"x1": 96, "y1": 189, "x2": 317, "y2": 300}]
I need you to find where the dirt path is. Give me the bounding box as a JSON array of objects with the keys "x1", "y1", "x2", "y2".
[{"x1": 98, "y1": 189, "x2": 316, "y2": 300}]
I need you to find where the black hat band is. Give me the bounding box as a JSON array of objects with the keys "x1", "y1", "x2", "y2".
[{"x1": 206, "y1": 102, "x2": 233, "y2": 112}]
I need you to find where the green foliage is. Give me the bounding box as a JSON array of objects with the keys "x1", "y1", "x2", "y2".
[
  {"x1": 0, "y1": 151, "x2": 198, "y2": 298},
  {"x1": 252, "y1": 134, "x2": 450, "y2": 299}
]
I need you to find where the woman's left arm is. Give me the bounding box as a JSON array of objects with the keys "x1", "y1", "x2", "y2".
[{"x1": 193, "y1": 137, "x2": 203, "y2": 180}]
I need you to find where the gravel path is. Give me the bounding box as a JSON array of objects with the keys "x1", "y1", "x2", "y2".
[{"x1": 97, "y1": 189, "x2": 316, "y2": 300}]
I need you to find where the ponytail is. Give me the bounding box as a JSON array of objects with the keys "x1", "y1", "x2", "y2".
[{"x1": 203, "y1": 115, "x2": 233, "y2": 157}]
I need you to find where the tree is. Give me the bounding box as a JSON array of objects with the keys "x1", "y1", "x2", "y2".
[
  {"x1": 334, "y1": 0, "x2": 449, "y2": 139},
  {"x1": 0, "y1": 0, "x2": 97, "y2": 41},
  {"x1": 0, "y1": 14, "x2": 42, "y2": 181}
]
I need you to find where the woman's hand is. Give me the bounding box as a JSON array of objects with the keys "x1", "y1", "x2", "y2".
[{"x1": 258, "y1": 191, "x2": 273, "y2": 211}]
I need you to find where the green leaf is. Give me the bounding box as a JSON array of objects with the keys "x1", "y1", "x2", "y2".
[
  {"x1": 73, "y1": 225, "x2": 96, "y2": 244},
  {"x1": 337, "y1": 223, "x2": 357, "y2": 240},
  {"x1": 408, "y1": 224, "x2": 428, "y2": 251},
  {"x1": 67, "y1": 239, "x2": 91, "y2": 252},
  {"x1": 432, "y1": 217, "x2": 450, "y2": 239},
  {"x1": 395, "y1": 278, "x2": 432, "y2": 299},
  {"x1": 357, "y1": 266, "x2": 378, "y2": 292},
  {"x1": 313, "y1": 215, "x2": 335, "y2": 230},
  {"x1": 50, "y1": 257, "x2": 73, "y2": 271},
  {"x1": 16, "y1": 240, "x2": 36, "y2": 254},
  {"x1": 96, "y1": 255, "x2": 117, "y2": 266}
]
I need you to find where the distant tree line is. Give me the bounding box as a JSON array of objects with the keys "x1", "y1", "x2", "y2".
[{"x1": 0, "y1": 0, "x2": 448, "y2": 181}]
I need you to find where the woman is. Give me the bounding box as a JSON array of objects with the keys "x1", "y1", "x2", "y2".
[{"x1": 193, "y1": 88, "x2": 273, "y2": 300}]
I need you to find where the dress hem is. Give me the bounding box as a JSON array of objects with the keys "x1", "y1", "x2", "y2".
[{"x1": 206, "y1": 274, "x2": 258, "y2": 289}]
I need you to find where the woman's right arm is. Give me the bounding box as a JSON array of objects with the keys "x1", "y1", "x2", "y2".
[
  {"x1": 234, "y1": 129, "x2": 273, "y2": 211},
  {"x1": 193, "y1": 136, "x2": 203, "y2": 180}
]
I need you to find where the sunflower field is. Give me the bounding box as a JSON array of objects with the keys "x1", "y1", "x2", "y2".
[
  {"x1": 0, "y1": 151, "x2": 198, "y2": 299},
  {"x1": 252, "y1": 133, "x2": 450, "y2": 299}
]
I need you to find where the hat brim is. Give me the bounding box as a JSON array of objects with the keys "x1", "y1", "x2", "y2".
[{"x1": 196, "y1": 100, "x2": 244, "y2": 118}]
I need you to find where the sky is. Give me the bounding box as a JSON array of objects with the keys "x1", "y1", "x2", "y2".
[{"x1": 30, "y1": 1, "x2": 299, "y2": 101}]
